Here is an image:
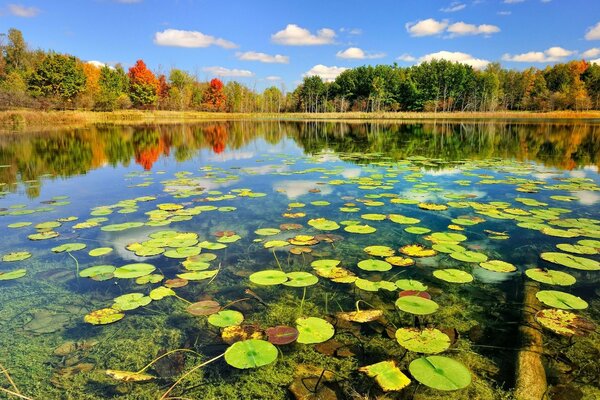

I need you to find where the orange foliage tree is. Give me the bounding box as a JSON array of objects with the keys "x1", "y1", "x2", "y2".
[
  {"x1": 203, "y1": 78, "x2": 226, "y2": 111},
  {"x1": 128, "y1": 59, "x2": 158, "y2": 107}
]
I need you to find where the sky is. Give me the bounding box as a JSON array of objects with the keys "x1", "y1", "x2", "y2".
[{"x1": 2, "y1": 0, "x2": 600, "y2": 90}]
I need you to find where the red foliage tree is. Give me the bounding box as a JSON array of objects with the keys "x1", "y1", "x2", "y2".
[
  {"x1": 157, "y1": 74, "x2": 169, "y2": 100},
  {"x1": 203, "y1": 78, "x2": 226, "y2": 111},
  {"x1": 128, "y1": 59, "x2": 158, "y2": 86}
]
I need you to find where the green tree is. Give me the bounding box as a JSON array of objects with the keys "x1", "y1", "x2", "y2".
[
  {"x1": 97, "y1": 64, "x2": 129, "y2": 110},
  {"x1": 28, "y1": 53, "x2": 86, "y2": 103}
]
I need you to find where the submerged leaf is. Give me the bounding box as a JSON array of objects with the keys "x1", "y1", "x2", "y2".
[{"x1": 395, "y1": 328, "x2": 451, "y2": 354}]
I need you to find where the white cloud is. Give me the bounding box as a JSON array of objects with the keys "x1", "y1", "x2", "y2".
[
  {"x1": 420, "y1": 51, "x2": 490, "y2": 69},
  {"x1": 585, "y1": 22, "x2": 600, "y2": 40},
  {"x1": 447, "y1": 22, "x2": 500, "y2": 36},
  {"x1": 502, "y1": 46, "x2": 574, "y2": 62},
  {"x1": 236, "y1": 51, "x2": 289, "y2": 63},
  {"x1": 397, "y1": 53, "x2": 417, "y2": 62},
  {"x1": 303, "y1": 65, "x2": 348, "y2": 82},
  {"x1": 154, "y1": 29, "x2": 237, "y2": 49},
  {"x1": 265, "y1": 76, "x2": 282, "y2": 81},
  {"x1": 336, "y1": 47, "x2": 385, "y2": 59},
  {"x1": 406, "y1": 18, "x2": 448, "y2": 37},
  {"x1": 271, "y1": 24, "x2": 335, "y2": 45},
  {"x1": 86, "y1": 60, "x2": 113, "y2": 69},
  {"x1": 591, "y1": 58, "x2": 600, "y2": 65},
  {"x1": 440, "y1": 2, "x2": 466, "y2": 12},
  {"x1": 582, "y1": 48, "x2": 600, "y2": 58},
  {"x1": 203, "y1": 66, "x2": 254, "y2": 77},
  {"x1": 7, "y1": 4, "x2": 40, "y2": 17}
]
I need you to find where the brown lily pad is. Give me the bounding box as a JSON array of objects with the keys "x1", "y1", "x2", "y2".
[
  {"x1": 265, "y1": 325, "x2": 299, "y2": 345},
  {"x1": 187, "y1": 300, "x2": 221, "y2": 316}
]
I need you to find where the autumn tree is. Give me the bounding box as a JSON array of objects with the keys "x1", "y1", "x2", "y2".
[
  {"x1": 28, "y1": 53, "x2": 86, "y2": 105},
  {"x1": 128, "y1": 59, "x2": 158, "y2": 108},
  {"x1": 203, "y1": 78, "x2": 226, "y2": 111}
]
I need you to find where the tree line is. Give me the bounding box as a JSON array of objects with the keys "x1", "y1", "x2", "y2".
[{"x1": 1, "y1": 28, "x2": 600, "y2": 113}]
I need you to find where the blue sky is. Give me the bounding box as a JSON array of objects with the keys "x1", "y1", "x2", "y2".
[{"x1": 2, "y1": 0, "x2": 600, "y2": 89}]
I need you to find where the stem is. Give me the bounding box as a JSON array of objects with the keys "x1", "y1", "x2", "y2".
[
  {"x1": 206, "y1": 263, "x2": 221, "y2": 287},
  {"x1": 67, "y1": 251, "x2": 79, "y2": 280},
  {"x1": 299, "y1": 287, "x2": 307, "y2": 314},
  {"x1": 0, "y1": 387, "x2": 32, "y2": 400},
  {"x1": 222, "y1": 298, "x2": 251, "y2": 310},
  {"x1": 355, "y1": 300, "x2": 378, "y2": 312},
  {"x1": 324, "y1": 293, "x2": 329, "y2": 315},
  {"x1": 0, "y1": 363, "x2": 20, "y2": 394},
  {"x1": 272, "y1": 250, "x2": 283, "y2": 271},
  {"x1": 174, "y1": 295, "x2": 192, "y2": 305},
  {"x1": 159, "y1": 353, "x2": 225, "y2": 400},
  {"x1": 136, "y1": 348, "x2": 202, "y2": 374}
]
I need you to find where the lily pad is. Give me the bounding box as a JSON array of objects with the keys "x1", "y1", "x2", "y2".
[
  {"x1": 535, "y1": 290, "x2": 588, "y2": 310},
  {"x1": 355, "y1": 278, "x2": 397, "y2": 292},
  {"x1": 296, "y1": 317, "x2": 334, "y2": 344},
  {"x1": 359, "y1": 361, "x2": 411, "y2": 392},
  {"x1": 525, "y1": 268, "x2": 576, "y2": 286},
  {"x1": 208, "y1": 310, "x2": 244, "y2": 327},
  {"x1": 176, "y1": 270, "x2": 218, "y2": 280},
  {"x1": 224, "y1": 339, "x2": 278, "y2": 369},
  {"x1": 450, "y1": 251, "x2": 488, "y2": 263},
  {"x1": 255, "y1": 228, "x2": 281, "y2": 236},
  {"x1": 405, "y1": 226, "x2": 431, "y2": 234},
  {"x1": 0, "y1": 269, "x2": 27, "y2": 280},
  {"x1": 535, "y1": 309, "x2": 595, "y2": 336},
  {"x1": 357, "y1": 259, "x2": 392, "y2": 272},
  {"x1": 432, "y1": 243, "x2": 466, "y2": 254},
  {"x1": 388, "y1": 214, "x2": 420, "y2": 225},
  {"x1": 409, "y1": 356, "x2": 471, "y2": 391},
  {"x1": 479, "y1": 260, "x2": 517, "y2": 273},
  {"x1": 28, "y1": 231, "x2": 59, "y2": 241},
  {"x1": 395, "y1": 279, "x2": 428, "y2": 291},
  {"x1": 540, "y1": 252, "x2": 600, "y2": 271},
  {"x1": 395, "y1": 328, "x2": 451, "y2": 354},
  {"x1": 2, "y1": 251, "x2": 32, "y2": 262},
  {"x1": 265, "y1": 326, "x2": 299, "y2": 345},
  {"x1": 114, "y1": 263, "x2": 156, "y2": 279},
  {"x1": 556, "y1": 243, "x2": 598, "y2": 255},
  {"x1": 344, "y1": 224, "x2": 376, "y2": 234},
  {"x1": 149, "y1": 286, "x2": 175, "y2": 300},
  {"x1": 364, "y1": 245, "x2": 395, "y2": 257},
  {"x1": 51, "y1": 243, "x2": 87, "y2": 253},
  {"x1": 187, "y1": 300, "x2": 221, "y2": 316},
  {"x1": 79, "y1": 265, "x2": 115, "y2": 278},
  {"x1": 89, "y1": 247, "x2": 113, "y2": 257},
  {"x1": 395, "y1": 296, "x2": 439, "y2": 315},
  {"x1": 249, "y1": 270, "x2": 288, "y2": 285},
  {"x1": 84, "y1": 308, "x2": 124, "y2": 325},
  {"x1": 433, "y1": 269, "x2": 473, "y2": 284},
  {"x1": 283, "y1": 272, "x2": 318, "y2": 287},
  {"x1": 308, "y1": 218, "x2": 340, "y2": 231},
  {"x1": 430, "y1": 232, "x2": 467, "y2": 243},
  {"x1": 400, "y1": 244, "x2": 437, "y2": 257},
  {"x1": 113, "y1": 293, "x2": 152, "y2": 310},
  {"x1": 385, "y1": 256, "x2": 415, "y2": 267}
]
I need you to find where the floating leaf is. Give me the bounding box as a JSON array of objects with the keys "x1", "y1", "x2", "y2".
[
  {"x1": 28, "y1": 231, "x2": 59, "y2": 240},
  {"x1": 344, "y1": 224, "x2": 376, "y2": 234},
  {"x1": 249, "y1": 270, "x2": 288, "y2": 285},
  {"x1": 79, "y1": 265, "x2": 115, "y2": 278},
  {"x1": 224, "y1": 339, "x2": 278, "y2": 369},
  {"x1": 208, "y1": 310, "x2": 244, "y2": 327},
  {"x1": 84, "y1": 308, "x2": 124, "y2": 325},
  {"x1": 51, "y1": 243, "x2": 87, "y2": 253},
  {"x1": 357, "y1": 259, "x2": 392, "y2": 272},
  {"x1": 176, "y1": 270, "x2": 218, "y2": 281},
  {"x1": 264, "y1": 240, "x2": 289, "y2": 249},
  {"x1": 535, "y1": 290, "x2": 588, "y2": 310},
  {"x1": 308, "y1": 218, "x2": 340, "y2": 231},
  {"x1": 265, "y1": 326, "x2": 299, "y2": 345},
  {"x1": 101, "y1": 222, "x2": 144, "y2": 232},
  {"x1": 311, "y1": 259, "x2": 340, "y2": 269},
  {"x1": 395, "y1": 296, "x2": 439, "y2": 315},
  {"x1": 283, "y1": 272, "x2": 318, "y2": 287},
  {"x1": 89, "y1": 247, "x2": 113, "y2": 257},
  {"x1": 113, "y1": 293, "x2": 152, "y2": 310},
  {"x1": 149, "y1": 286, "x2": 175, "y2": 300},
  {"x1": 400, "y1": 244, "x2": 437, "y2": 257},
  {"x1": 433, "y1": 269, "x2": 473, "y2": 284},
  {"x1": 540, "y1": 252, "x2": 600, "y2": 271},
  {"x1": 555, "y1": 243, "x2": 598, "y2": 255},
  {"x1": 114, "y1": 263, "x2": 156, "y2": 279},
  {"x1": 187, "y1": 300, "x2": 221, "y2": 316},
  {"x1": 395, "y1": 279, "x2": 428, "y2": 291},
  {"x1": 432, "y1": 243, "x2": 466, "y2": 254},
  {"x1": 361, "y1": 213, "x2": 386, "y2": 221},
  {"x1": 385, "y1": 256, "x2": 414, "y2": 267},
  {"x1": 430, "y1": 232, "x2": 467, "y2": 243},
  {"x1": 479, "y1": 260, "x2": 517, "y2": 273},
  {"x1": 136, "y1": 274, "x2": 163, "y2": 284},
  {"x1": 359, "y1": 361, "x2": 411, "y2": 392},
  {"x1": 0, "y1": 269, "x2": 27, "y2": 280},
  {"x1": 2, "y1": 251, "x2": 31, "y2": 262},
  {"x1": 395, "y1": 328, "x2": 451, "y2": 354},
  {"x1": 355, "y1": 278, "x2": 396, "y2": 292},
  {"x1": 418, "y1": 203, "x2": 448, "y2": 211},
  {"x1": 163, "y1": 247, "x2": 201, "y2": 259},
  {"x1": 405, "y1": 226, "x2": 431, "y2": 234},
  {"x1": 388, "y1": 214, "x2": 420, "y2": 225},
  {"x1": 535, "y1": 309, "x2": 595, "y2": 336},
  {"x1": 296, "y1": 317, "x2": 334, "y2": 344},
  {"x1": 525, "y1": 268, "x2": 575, "y2": 286},
  {"x1": 364, "y1": 245, "x2": 395, "y2": 257},
  {"x1": 450, "y1": 251, "x2": 488, "y2": 263},
  {"x1": 409, "y1": 356, "x2": 471, "y2": 391}
]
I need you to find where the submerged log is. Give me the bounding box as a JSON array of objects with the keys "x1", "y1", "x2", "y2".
[{"x1": 515, "y1": 279, "x2": 547, "y2": 400}]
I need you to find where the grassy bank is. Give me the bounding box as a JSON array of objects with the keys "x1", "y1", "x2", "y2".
[{"x1": 2, "y1": 109, "x2": 600, "y2": 132}]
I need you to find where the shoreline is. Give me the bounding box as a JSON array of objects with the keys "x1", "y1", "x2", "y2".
[{"x1": 2, "y1": 109, "x2": 600, "y2": 132}]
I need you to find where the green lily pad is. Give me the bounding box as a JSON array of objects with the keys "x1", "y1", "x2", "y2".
[
  {"x1": 364, "y1": 245, "x2": 395, "y2": 257},
  {"x1": 208, "y1": 310, "x2": 244, "y2": 327},
  {"x1": 101, "y1": 222, "x2": 144, "y2": 232},
  {"x1": 409, "y1": 356, "x2": 471, "y2": 391},
  {"x1": 540, "y1": 252, "x2": 600, "y2": 271},
  {"x1": 433, "y1": 269, "x2": 473, "y2": 284},
  {"x1": 136, "y1": 274, "x2": 163, "y2": 284},
  {"x1": 395, "y1": 279, "x2": 428, "y2": 291},
  {"x1": 432, "y1": 243, "x2": 466, "y2": 254},
  {"x1": 79, "y1": 265, "x2": 115, "y2": 278},
  {"x1": 479, "y1": 260, "x2": 517, "y2": 273},
  {"x1": 388, "y1": 214, "x2": 420, "y2": 225},
  {"x1": 308, "y1": 218, "x2": 340, "y2": 231},
  {"x1": 84, "y1": 308, "x2": 124, "y2": 325},
  {"x1": 51, "y1": 243, "x2": 87, "y2": 253},
  {"x1": 255, "y1": 228, "x2": 281, "y2": 236},
  {"x1": 264, "y1": 240, "x2": 289, "y2": 249},
  {"x1": 7, "y1": 222, "x2": 32, "y2": 228},
  {"x1": 362, "y1": 213, "x2": 386, "y2": 221},
  {"x1": 450, "y1": 251, "x2": 488, "y2": 263},
  {"x1": 28, "y1": 231, "x2": 59, "y2": 240},
  {"x1": 198, "y1": 241, "x2": 227, "y2": 250},
  {"x1": 395, "y1": 296, "x2": 439, "y2": 315},
  {"x1": 113, "y1": 293, "x2": 152, "y2": 310},
  {"x1": 163, "y1": 247, "x2": 201, "y2": 259},
  {"x1": 176, "y1": 270, "x2": 218, "y2": 280},
  {"x1": 395, "y1": 328, "x2": 451, "y2": 354},
  {"x1": 430, "y1": 232, "x2": 467, "y2": 243},
  {"x1": 89, "y1": 247, "x2": 113, "y2": 257},
  {"x1": 311, "y1": 259, "x2": 340, "y2": 269},
  {"x1": 0, "y1": 269, "x2": 27, "y2": 280},
  {"x1": 359, "y1": 361, "x2": 411, "y2": 392},
  {"x1": 535, "y1": 290, "x2": 588, "y2": 310},
  {"x1": 296, "y1": 317, "x2": 334, "y2": 344},
  {"x1": 114, "y1": 263, "x2": 156, "y2": 279},
  {"x1": 355, "y1": 278, "x2": 397, "y2": 292},
  {"x1": 148, "y1": 286, "x2": 174, "y2": 300},
  {"x1": 405, "y1": 226, "x2": 431, "y2": 234},
  {"x1": 249, "y1": 270, "x2": 288, "y2": 285},
  {"x1": 2, "y1": 251, "x2": 32, "y2": 262},
  {"x1": 525, "y1": 268, "x2": 576, "y2": 286},
  {"x1": 344, "y1": 224, "x2": 376, "y2": 234},
  {"x1": 357, "y1": 259, "x2": 392, "y2": 272},
  {"x1": 283, "y1": 272, "x2": 318, "y2": 287},
  {"x1": 224, "y1": 339, "x2": 278, "y2": 369},
  {"x1": 556, "y1": 243, "x2": 598, "y2": 255}
]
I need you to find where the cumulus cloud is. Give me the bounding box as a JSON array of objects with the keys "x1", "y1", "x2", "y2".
[
  {"x1": 336, "y1": 47, "x2": 385, "y2": 59},
  {"x1": 271, "y1": 24, "x2": 335, "y2": 45},
  {"x1": 502, "y1": 46, "x2": 574, "y2": 62},
  {"x1": 591, "y1": 58, "x2": 600, "y2": 65},
  {"x1": 420, "y1": 51, "x2": 490, "y2": 69},
  {"x1": 406, "y1": 18, "x2": 448, "y2": 37},
  {"x1": 582, "y1": 48, "x2": 600, "y2": 58},
  {"x1": 440, "y1": 2, "x2": 466, "y2": 12},
  {"x1": 86, "y1": 60, "x2": 113, "y2": 69},
  {"x1": 397, "y1": 53, "x2": 417, "y2": 62},
  {"x1": 154, "y1": 29, "x2": 237, "y2": 49},
  {"x1": 203, "y1": 66, "x2": 254, "y2": 77},
  {"x1": 7, "y1": 4, "x2": 40, "y2": 17},
  {"x1": 447, "y1": 22, "x2": 500, "y2": 36},
  {"x1": 236, "y1": 51, "x2": 289, "y2": 63},
  {"x1": 585, "y1": 22, "x2": 600, "y2": 40},
  {"x1": 303, "y1": 65, "x2": 348, "y2": 82}
]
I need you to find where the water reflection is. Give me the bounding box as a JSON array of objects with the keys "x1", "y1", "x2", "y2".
[{"x1": 1, "y1": 121, "x2": 599, "y2": 198}]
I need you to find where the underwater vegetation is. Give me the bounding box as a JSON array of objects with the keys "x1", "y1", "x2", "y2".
[{"x1": 0, "y1": 121, "x2": 599, "y2": 399}]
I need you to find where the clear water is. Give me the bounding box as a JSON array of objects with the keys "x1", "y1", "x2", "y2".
[{"x1": 0, "y1": 121, "x2": 598, "y2": 399}]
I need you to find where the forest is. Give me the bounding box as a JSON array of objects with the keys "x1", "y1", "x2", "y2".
[{"x1": 2, "y1": 28, "x2": 600, "y2": 113}]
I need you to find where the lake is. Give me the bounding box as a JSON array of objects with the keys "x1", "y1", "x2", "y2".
[{"x1": 0, "y1": 120, "x2": 598, "y2": 399}]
